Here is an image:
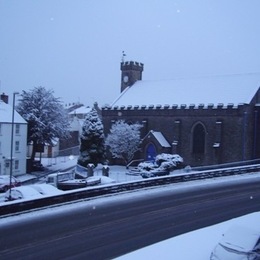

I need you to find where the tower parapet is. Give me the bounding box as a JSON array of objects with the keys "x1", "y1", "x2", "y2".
[
  {"x1": 120, "y1": 61, "x2": 144, "y2": 92},
  {"x1": 120, "y1": 61, "x2": 144, "y2": 72}
]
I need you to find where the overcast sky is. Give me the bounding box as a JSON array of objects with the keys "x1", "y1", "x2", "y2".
[{"x1": 1, "y1": 0, "x2": 260, "y2": 107}]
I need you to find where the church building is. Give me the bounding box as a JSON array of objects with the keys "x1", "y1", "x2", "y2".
[{"x1": 102, "y1": 61, "x2": 260, "y2": 166}]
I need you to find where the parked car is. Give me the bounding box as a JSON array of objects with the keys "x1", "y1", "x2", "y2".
[
  {"x1": 0, "y1": 175, "x2": 21, "y2": 192},
  {"x1": 4, "y1": 186, "x2": 43, "y2": 201},
  {"x1": 30, "y1": 184, "x2": 63, "y2": 196},
  {"x1": 32, "y1": 160, "x2": 45, "y2": 171},
  {"x1": 210, "y1": 225, "x2": 260, "y2": 260}
]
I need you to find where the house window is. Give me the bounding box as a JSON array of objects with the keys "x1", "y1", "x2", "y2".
[
  {"x1": 0, "y1": 124, "x2": 2, "y2": 135},
  {"x1": 15, "y1": 141, "x2": 20, "y2": 152},
  {"x1": 15, "y1": 160, "x2": 19, "y2": 170},
  {"x1": 15, "y1": 124, "x2": 20, "y2": 135},
  {"x1": 192, "y1": 123, "x2": 206, "y2": 154}
]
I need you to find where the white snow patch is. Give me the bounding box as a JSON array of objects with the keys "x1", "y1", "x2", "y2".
[{"x1": 117, "y1": 212, "x2": 260, "y2": 260}]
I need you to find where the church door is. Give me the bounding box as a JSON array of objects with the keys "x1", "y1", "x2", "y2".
[{"x1": 146, "y1": 143, "x2": 157, "y2": 162}]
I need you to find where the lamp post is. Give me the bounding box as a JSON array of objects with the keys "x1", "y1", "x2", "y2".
[{"x1": 8, "y1": 92, "x2": 19, "y2": 201}]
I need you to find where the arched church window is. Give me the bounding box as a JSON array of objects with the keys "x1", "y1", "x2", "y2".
[{"x1": 192, "y1": 123, "x2": 206, "y2": 154}]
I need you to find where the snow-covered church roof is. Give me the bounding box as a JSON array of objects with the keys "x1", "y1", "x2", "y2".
[
  {"x1": 111, "y1": 73, "x2": 260, "y2": 107},
  {"x1": 0, "y1": 100, "x2": 27, "y2": 124}
]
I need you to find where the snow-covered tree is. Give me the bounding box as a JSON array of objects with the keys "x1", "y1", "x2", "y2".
[
  {"x1": 105, "y1": 120, "x2": 142, "y2": 164},
  {"x1": 78, "y1": 108, "x2": 105, "y2": 167},
  {"x1": 16, "y1": 86, "x2": 70, "y2": 161}
]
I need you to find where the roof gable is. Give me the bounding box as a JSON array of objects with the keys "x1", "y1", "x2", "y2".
[
  {"x1": 0, "y1": 100, "x2": 27, "y2": 124},
  {"x1": 112, "y1": 73, "x2": 260, "y2": 107},
  {"x1": 143, "y1": 130, "x2": 171, "y2": 148}
]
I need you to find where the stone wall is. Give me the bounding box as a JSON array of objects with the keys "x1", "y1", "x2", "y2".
[{"x1": 102, "y1": 103, "x2": 258, "y2": 167}]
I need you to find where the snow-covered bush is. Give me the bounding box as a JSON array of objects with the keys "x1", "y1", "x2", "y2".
[
  {"x1": 158, "y1": 161, "x2": 176, "y2": 171},
  {"x1": 155, "y1": 153, "x2": 183, "y2": 169},
  {"x1": 137, "y1": 161, "x2": 157, "y2": 172},
  {"x1": 137, "y1": 153, "x2": 184, "y2": 173}
]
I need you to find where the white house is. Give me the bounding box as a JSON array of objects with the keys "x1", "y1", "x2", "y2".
[{"x1": 0, "y1": 99, "x2": 28, "y2": 176}]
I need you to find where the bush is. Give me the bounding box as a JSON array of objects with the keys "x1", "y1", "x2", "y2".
[
  {"x1": 155, "y1": 153, "x2": 183, "y2": 168},
  {"x1": 137, "y1": 161, "x2": 157, "y2": 172},
  {"x1": 138, "y1": 153, "x2": 184, "y2": 173}
]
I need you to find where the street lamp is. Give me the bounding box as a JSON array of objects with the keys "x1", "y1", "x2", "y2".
[{"x1": 8, "y1": 92, "x2": 19, "y2": 201}]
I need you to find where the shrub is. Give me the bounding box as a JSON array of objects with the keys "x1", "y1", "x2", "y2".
[{"x1": 138, "y1": 153, "x2": 184, "y2": 173}]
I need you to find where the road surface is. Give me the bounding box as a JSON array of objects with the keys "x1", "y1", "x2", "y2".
[{"x1": 0, "y1": 176, "x2": 260, "y2": 259}]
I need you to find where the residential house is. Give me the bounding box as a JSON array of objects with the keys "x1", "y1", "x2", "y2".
[
  {"x1": 59, "y1": 104, "x2": 101, "y2": 156},
  {"x1": 0, "y1": 94, "x2": 28, "y2": 176}
]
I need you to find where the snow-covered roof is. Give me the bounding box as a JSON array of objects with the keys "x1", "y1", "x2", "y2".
[
  {"x1": 111, "y1": 73, "x2": 260, "y2": 107},
  {"x1": 145, "y1": 130, "x2": 171, "y2": 148},
  {"x1": 69, "y1": 106, "x2": 92, "y2": 115},
  {"x1": 0, "y1": 100, "x2": 27, "y2": 124}
]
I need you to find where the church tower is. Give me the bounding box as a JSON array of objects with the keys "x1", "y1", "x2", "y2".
[{"x1": 120, "y1": 61, "x2": 144, "y2": 92}]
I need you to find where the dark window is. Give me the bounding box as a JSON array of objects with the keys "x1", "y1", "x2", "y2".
[{"x1": 193, "y1": 123, "x2": 205, "y2": 154}]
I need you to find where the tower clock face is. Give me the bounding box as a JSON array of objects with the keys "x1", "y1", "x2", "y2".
[{"x1": 123, "y1": 75, "x2": 129, "y2": 83}]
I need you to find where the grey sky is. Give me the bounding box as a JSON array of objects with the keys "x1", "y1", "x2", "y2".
[{"x1": 1, "y1": 0, "x2": 260, "y2": 106}]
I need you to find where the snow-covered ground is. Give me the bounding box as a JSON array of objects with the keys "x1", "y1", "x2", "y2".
[
  {"x1": 40, "y1": 155, "x2": 142, "y2": 183},
  {"x1": 116, "y1": 212, "x2": 260, "y2": 260}
]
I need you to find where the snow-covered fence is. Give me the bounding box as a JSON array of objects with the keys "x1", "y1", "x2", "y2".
[
  {"x1": 58, "y1": 145, "x2": 80, "y2": 156},
  {"x1": 1, "y1": 163, "x2": 260, "y2": 216}
]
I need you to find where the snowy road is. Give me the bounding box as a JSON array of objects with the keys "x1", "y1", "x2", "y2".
[{"x1": 0, "y1": 176, "x2": 260, "y2": 259}]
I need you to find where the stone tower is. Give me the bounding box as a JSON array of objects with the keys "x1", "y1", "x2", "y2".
[{"x1": 120, "y1": 61, "x2": 144, "y2": 92}]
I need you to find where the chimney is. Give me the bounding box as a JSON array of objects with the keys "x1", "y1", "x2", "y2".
[{"x1": 0, "y1": 93, "x2": 8, "y2": 104}]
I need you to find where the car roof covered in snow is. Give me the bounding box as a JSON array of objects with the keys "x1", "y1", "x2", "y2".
[
  {"x1": 30, "y1": 184, "x2": 63, "y2": 195},
  {"x1": 6, "y1": 186, "x2": 43, "y2": 199},
  {"x1": 220, "y1": 225, "x2": 260, "y2": 252}
]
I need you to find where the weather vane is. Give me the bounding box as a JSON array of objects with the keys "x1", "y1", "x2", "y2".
[{"x1": 121, "y1": 51, "x2": 126, "y2": 62}]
